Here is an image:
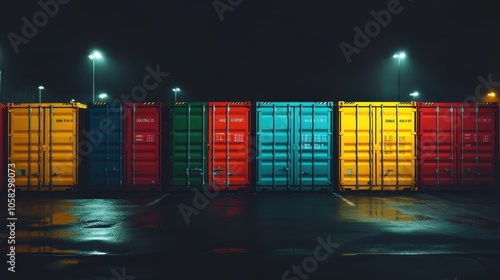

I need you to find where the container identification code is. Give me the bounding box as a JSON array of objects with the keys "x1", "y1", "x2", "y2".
[
  {"x1": 384, "y1": 119, "x2": 412, "y2": 123},
  {"x1": 137, "y1": 118, "x2": 155, "y2": 123},
  {"x1": 304, "y1": 118, "x2": 328, "y2": 123},
  {"x1": 477, "y1": 118, "x2": 492, "y2": 123},
  {"x1": 218, "y1": 118, "x2": 245, "y2": 123},
  {"x1": 55, "y1": 119, "x2": 73, "y2": 123}
]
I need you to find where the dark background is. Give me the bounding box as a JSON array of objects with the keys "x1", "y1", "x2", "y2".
[{"x1": 0, "y1": 0, "x2": 499, "y2": 104}]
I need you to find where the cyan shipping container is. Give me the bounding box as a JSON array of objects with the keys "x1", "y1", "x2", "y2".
[
  {"x1": 256, "y1": 102, "x2": 334, "y2": 191},
  {"x1": 169, "y1": 102, "x2": 208, "y2": 191},
  {"x1": 87, "y1": 102, "x2": 124, "y2": 190}
]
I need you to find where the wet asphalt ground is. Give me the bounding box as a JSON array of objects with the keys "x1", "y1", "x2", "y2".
[{"x1": 1, "y1": 190, "x2": 500, "y2": 280}]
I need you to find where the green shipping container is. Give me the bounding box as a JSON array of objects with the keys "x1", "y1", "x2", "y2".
[{"x1": 169, "y1": 102, "x2": 208, "y2": 191}]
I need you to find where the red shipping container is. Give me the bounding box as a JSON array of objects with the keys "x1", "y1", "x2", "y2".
[
  {"x1": 0, "y1": 104, "x2": 4, "y2": 192},
  {"x1": 417, "y1": 102, "x2": 498, "y2": 190},
  {"x1": 123, "y1": 103, "x2": 164, "y2": 191},
  {"x1": 208, "y1": 102, "x2": 251, "y2": 191}
]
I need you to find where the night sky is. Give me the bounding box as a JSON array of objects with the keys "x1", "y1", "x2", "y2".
[{"x1": 1, "y1": 0, "x2": 499, "y2": 104}]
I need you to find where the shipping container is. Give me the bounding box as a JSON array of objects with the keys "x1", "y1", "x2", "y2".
[
  {"x1": 7, "y1": 103, "x2": 87, "y2": 191},
  {"x1": 256, "y1": 102, "x2": 334, "y2": 191},
  {"x1": 208, "y1": 102, "x2": 251, "y2": 191},
  {"x1": 337, "y1": 101, "x2": 417, "y2": 191},
  {"x1": 170, "y1": 102, "x2": 208, "y2": 191},
  {"x1": 0, "y1": 104, "x2": 5, "y2": 192},
  {"x1": 123, "y1": 102, "x2": 163, "y2": 191},
  {"x1": 87, "y1": 102, "x2": 124, "y2": 191},
  {"x1": 417, "y1": 102, "x2": 498, "y2": 190}
]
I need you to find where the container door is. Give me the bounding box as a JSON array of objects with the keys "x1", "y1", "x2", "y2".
[
  {"x1": 457, "y1": 105, "x2": 497, "y2": 186},
  {"x1": 125, "y1": 104, "x2": 161, "y2": 189},
  {"x1": 44, "y1": 106, "x2": 78, "y2": 187},
  {"x1": 338, "y1": 104, "x2": 373, "y2": 189},
  {"x1": 294, "y1": 104, "x2": 332, "y2": 190},
  {"x1": 418, "y1": 105, "x2": 454, "y2": 187},
  {"x1": 208, "y1": 103, "x2": 251, "y2": 191},
  {"x1": 256, "y1": 104, "x2": 293, "y2": 190},
  {"x1": 88, "y1": 104, "x2": 123, "y2": 189},
  {"x1": 170, "y1": 103, "x2": 207, "y2": 190},
  {"x1": 9, "y1": 106, "x2": 44, "y2": 189},
  {"x1": 375, "y1": 105, "x2": 416, "y2": 189}
]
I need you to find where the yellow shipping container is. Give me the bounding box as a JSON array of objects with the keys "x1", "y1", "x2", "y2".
[
  {"x1": 8, "y1": 103, "x2": 87, "y2": 191},
  {"x1": 337, "y1": 101, "x2": 417, "y2": 191}
]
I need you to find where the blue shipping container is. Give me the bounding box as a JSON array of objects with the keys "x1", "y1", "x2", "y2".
[
  {"x1": 256, "y1": 102, "x2": 334, "y2": 191},
  {"x1": 87, "y1": 102, "x2": 124, "y2": 190}
]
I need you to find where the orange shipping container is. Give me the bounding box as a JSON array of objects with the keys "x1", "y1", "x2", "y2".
[
  {"x1": 7, "y1": 103, "x2": 87, "y2": 191},
  {"x1": 207, "y1": 102, "x2": 251, "y2": 191},
  {"x1": 0, "y1": 104, "x2": 5, "y2": 192}
]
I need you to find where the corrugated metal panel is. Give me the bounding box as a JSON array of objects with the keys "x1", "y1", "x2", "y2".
[
  {"x1": 7, "y1": 103, "x2": 87, "y2": 191},
  {"x1": 417, "y1": 102, "x2": 498, "y2": 190},
  {"x1": 124, "y1": 102, "x2": 163, "y2": 191},
  {"x1": 256, "y1": 102, "x2": 334, "y2": 191},
  {"x1": 337, "y1": 101, "x2": 417, "y2": 191},
  {"x1": 0, "y1": 104, "x2": 5, "y2": 192},
  {"x1": 208, "y1": 102, "x2": 251, "y2": 191},
  {"x1": 87, "y1": 102, "x2": 124, "y2": 190},
  {"x1": 170, "y1": 102, "x2": 208, "y2": 191}
]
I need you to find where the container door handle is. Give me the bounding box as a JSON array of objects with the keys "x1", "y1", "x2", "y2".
[
  {"x1": 106, "y1": 167, "x2": 120, "y2": 172},
  {"x1": 188, "y1": 167, "x2": 203, "y2": 176},
  {"x1": 281, "y1": 167, "x2": 288, "y2": 173},
  {"x1": 444, "y1": 168, "x2": 451, "y2": 173},
  {"x1": 301, "y1": 172, "x2": 310, "y2": 176},
  {"x1": 31, "y1": 173, "x2": 40, "y2": 178},
  {"x1": 51, "y1": 173, "x2": 61, "y2": 177},
  {"x1": 383, "y1": 169, "x2": 393, "y2": 177},
  {"x1": 213, "y1": 167, "x2": 228, "y2": 176}
]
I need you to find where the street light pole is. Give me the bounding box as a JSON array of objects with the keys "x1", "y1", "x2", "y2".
[
  {"x1": 393, "y1": 52, "x2": 406, "y2": 102},
  {"x1": 172, "y1": 88, "x2": 180, "y2": 102},
  {"x1": 409, "y1": 91, "x2": 419, "y2": 101},
  {"x1": 92, "y1": 58, "x2": 95, "y2": 103},
  {"x1": 38, "y1": 86, "x2": 44, "y2": 103},
  {"x1": 98, "y1": 93, "x2": 108, "y2": 100},
  {"x1": 89, "y1": 50, "x2": 102, "y2": 103},
  {"x1": 398, "y1": 58, "x2": 401, "y2": 102}
]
